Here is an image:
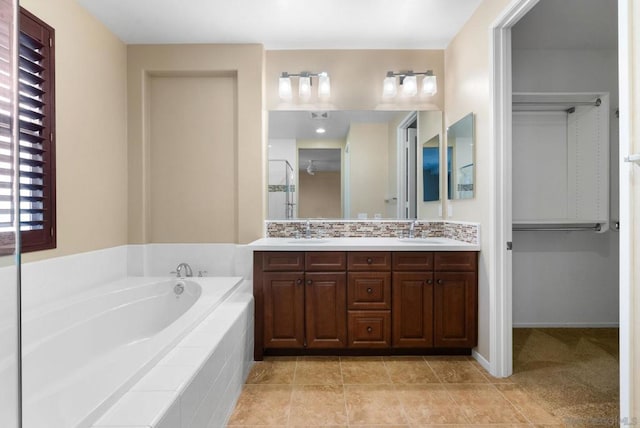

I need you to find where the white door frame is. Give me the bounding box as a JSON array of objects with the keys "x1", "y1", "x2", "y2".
[
  {"x1": 492, "y1": 0, "x2": 632, "y2": 418},
  {"x1": 490, "y1": 0, "x2": 539, "y2": 378},
  {"x1": 617, "y1": 0, "x2": 632, "y2": 420},
  {"x1": 397, "y1": 111, "x2": 418, "y2": 219}
]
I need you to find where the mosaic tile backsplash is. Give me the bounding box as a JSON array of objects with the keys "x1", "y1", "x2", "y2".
[{"x1": 265, "y1": 220, "x2": 480, "y2": 245}]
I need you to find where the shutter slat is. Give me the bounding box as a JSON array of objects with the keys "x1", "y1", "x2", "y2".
[
  {"x1": 18, "y1": 56, "x2": 43, "y2": 74},
  {"x1": 18, "y1": 44, "x2": 43, "y2": 63},
  {"x1": 19, "y1": 68, "x2": 44, "y2": 85},
  {"x1": 19, "y1": 144, "x2": 45, "y2": 155},
  {"x1": 20, "y1": 130, "x2": 45, "y2": 144},
  {"x1": 19, "y1": 108, "x2": 44, "y2": 121},
  {"x1": 20, "y1": 93, "x2": 44, "y2": 108},
  {"x1": 18, "y1": 157, "x2": 44, "y2": 168},
  {"x1": 19, "y1": 81, "x2": 44, "y2": 98},
  {"x1": 19, "y1": 183, "x2": 44, "y2": 191},
  {"x1": 19, "y1": 170, "x2": 42, "y2": 179},
  {"x1": 19, "y1": 32, "x2": 44, "y2": 50},
  {"x1": 19, "y1": 195, "x2": 43, "y2": 203},
  {"x1": 19, "y1": 119, "x2": 43, "y2": 132}
]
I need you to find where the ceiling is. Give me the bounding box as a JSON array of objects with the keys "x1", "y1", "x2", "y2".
[
  {"x1": 512, "y1": 0, "x2": 617, "y2": 50},
  {"x1": 268, "y1": 110, "x2": 409, "y2": 140},
  {"x1": 76, "y1": 0, "x2": 482, "y2": 48}
]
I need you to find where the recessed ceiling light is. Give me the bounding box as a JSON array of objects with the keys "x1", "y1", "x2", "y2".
[{"x1": 316, "y1": 127, "x2": 326, "y2": 134}]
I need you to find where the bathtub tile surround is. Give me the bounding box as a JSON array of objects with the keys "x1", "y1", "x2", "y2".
[
  {"x1": 265, "y1": 219, "x2": 480, "y2": 245},
  {"x1": 128, "y1": 243, "x2": 253, "y2": 279}
]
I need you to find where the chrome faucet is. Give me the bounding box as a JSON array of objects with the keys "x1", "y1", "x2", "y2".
[
  {"x1": 305, "y1": 220, "x2": 311, "y2": 239},
  {"x1": 174, "y1": 262, "x2": 193, "y2": 278},
  {"x1": 408, "y1": 220, "x2": 417, "y2": 239}
]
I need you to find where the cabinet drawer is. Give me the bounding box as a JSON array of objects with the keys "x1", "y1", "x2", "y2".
[
  {"x1": 434, "y1": 252, "x2": 477, "y2": 272},
  {"x1": 392, "y1": 252, "x2": 434, "y2": 271},
  {"x1": 306, "y1": 252, "x2": 347, "y2": 271},
  {"x1": 261, "y1": 252, "x2": 305, "y2": 271},
  {"x1": 347, "y1": 311, "x2": 391, "y2": 348},
  {"x1": 347, "y1": 272, "x2": 391, "y2": 310},
  {"x1": 347, "y1": 252, "x2": 391, "y2": 271}
]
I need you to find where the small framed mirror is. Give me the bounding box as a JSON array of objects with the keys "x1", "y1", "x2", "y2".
[{"x1": 447, "y1": 113, "x2": 475, "y2": 200}]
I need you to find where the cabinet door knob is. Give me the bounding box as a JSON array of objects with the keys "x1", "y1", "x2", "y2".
[
  {"x1": 367, "y1": 326, "x2": 373, "y2": 333},
  {"x1": 366, "y1": 258, "x2": 373, "y2": 264},
  {"x1": 437, "y1": 279, "x2": 443, "y2": 285},
  {"x1": 426, "y1": 279, "x2": 433, "y2": 285},
  {"x1": 307, "y1": 279, "x2": 313, "y2": 285},
  {"x1": 366, "y1": 287, "x2": 373, "y2": 294},
  {"x1": 296, "y1": 278, "x2": 303, "y2": 285}
]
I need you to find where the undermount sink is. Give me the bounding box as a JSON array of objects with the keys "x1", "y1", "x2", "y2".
[
  {"x1": 286, "y1": 239, "x2": 330, "y2": 244},
  {"x1": 396, "y1": 237, "x2": 448, "y2": 244}
]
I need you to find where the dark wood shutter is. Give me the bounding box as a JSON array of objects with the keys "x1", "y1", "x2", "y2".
[{"x1": 18, "y1": 7, "x2": 55, "y2": 252}]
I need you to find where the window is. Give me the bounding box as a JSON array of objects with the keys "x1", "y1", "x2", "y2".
[{"x1": 18, "y1": 7, "x2": 56, "y2": 252}]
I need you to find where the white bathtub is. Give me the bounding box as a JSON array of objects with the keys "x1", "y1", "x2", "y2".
[{"x1": 18, "y1": 276, "x2": 243, "y2": 428}]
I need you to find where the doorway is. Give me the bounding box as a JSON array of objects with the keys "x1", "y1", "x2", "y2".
[
  {"x1": 491, "y1": 0, "x2": 627, "y2": 421},
  {"x1": 397, "y1": 112, "x2": 418, "y2": 219}
]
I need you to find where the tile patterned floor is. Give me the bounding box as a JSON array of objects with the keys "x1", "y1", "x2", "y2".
[{"x1": 227, "y1": 329, "x2": 619, "y2": 427}]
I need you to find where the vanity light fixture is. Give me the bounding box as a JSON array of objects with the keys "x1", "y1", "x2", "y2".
[
  {"x1": 382, "y1": 70, "x2": 437, "y2": 98},
  {"x1": 278, "y1": 71, "x2": 331, "y2": 101}
]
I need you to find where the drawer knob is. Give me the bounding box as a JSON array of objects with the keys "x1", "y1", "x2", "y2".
[
  {"x1": 366, "y1": 258, "x2": 373, "y2": 264},
  {"x1": 307, "y1": 279, "x2": 313, "y2": 285},
  {"x1": 437, "y1": 279, "x2": 443, "y2": 285},
  {"x1": 366, "y1": 287, "x2": 373, "y2": 294},
  {"x1": 426, "y1": 279, "x2": 433, "y2": 285},
  {"x1": 296, "y1": 278, "x2": 303, "y2": 285},
  {"x1": 367, "y1": 326, "x2": 373, "y2": 333}
]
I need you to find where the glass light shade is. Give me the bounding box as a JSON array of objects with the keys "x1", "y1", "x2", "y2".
[
  {"x1": 422, "y1": 75, "x2": 437, "y2": 96},
  {"x1": 382, "y1": 76, "x2": 397, "y2": 98},
  {"x1": 278, "y1": 76, "x2": 292, "y2": 100},
  {"x1": 402, "y1": 75, "x2": 418, "y2": 96},
  {"x1": 318, "y1": 73, "x2": 331, "y2": 98},
  {"x1": 299, "y1": 76, "x2": 312, "y2": 100}
]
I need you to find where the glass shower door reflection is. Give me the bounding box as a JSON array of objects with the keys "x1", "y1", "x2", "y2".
[{"x1": 0, "y1": 0, "x2": 22, "y2": 426}]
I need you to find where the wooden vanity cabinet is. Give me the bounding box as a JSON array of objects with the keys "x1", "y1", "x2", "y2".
[
  {"x1": 433, "y1": 252, "x2": 478, "y2": 348},
  {"x1": 254, "y1": 250, "x2": 477, "y2": 360},
  {"x1": 254, "y1": 251, "x2": 347, "y2": 359},
  {"x1": 346, "y1": 252, "x2": 392, "y2": 348}
]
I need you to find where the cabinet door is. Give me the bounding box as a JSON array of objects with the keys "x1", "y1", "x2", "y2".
[
  {"x1": 263, "y1": 272, "x2": 305, "y2": 348},
  {"x1": 305, "y1": 272, "x2": 347, "y2": 349},
  {"x1": 392, "y1": 272, "x2": 434, "y2": 348},
  {"x1": 434, "y1": 272, "x2": 477, "y2": 348}
]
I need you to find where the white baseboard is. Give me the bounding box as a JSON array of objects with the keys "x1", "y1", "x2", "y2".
[
  {"x1": 513, "y1": 322, "x2": 619, "y2": 328},
  {"x1": 472, "y1": 349, "x2": 492, "y2": 374}
]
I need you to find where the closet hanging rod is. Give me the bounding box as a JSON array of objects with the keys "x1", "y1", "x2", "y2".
[
  {"x1": 513, "y1": 98, "x2": 601, "y2": 107},
  {"x1": 513, "y1": 223, "x2": 602, "y2": 232}
]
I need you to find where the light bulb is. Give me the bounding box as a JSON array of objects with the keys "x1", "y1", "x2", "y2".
[
  {"x1": 318, "y1": 73, "x2": 331, "y2": 98},
  {"x1": 382, "y1": 76, "x2": 397, "y2": 98},
  {"x1": 402, "y1": 75, "x2": 418, "y2": 97},
  {"x1": 422, "y1": 75, "x2": 437, "y2": 96},
  {"x1": 299, "y1": 76, "x2": 311, "y2": 100},
  {"x1": 278, "y1": 76, "x2": 292, "y2": 100}
]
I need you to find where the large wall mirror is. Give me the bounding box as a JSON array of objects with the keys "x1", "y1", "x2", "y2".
[
  {"x1": 268, "y1": 110, "x2": 443, "y2": 220},
  {"x1": 447, "y1": 113, "x2": 475, "y2": 200}
]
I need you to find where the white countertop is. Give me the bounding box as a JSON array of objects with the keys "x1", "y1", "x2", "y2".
[{"x1": 248, "y1": 237, "x2": 480, "y2": 251}]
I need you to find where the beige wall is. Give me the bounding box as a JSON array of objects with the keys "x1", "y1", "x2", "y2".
[
  {"x1": 266, "y1": 50, "x2": 445, "y2": 111},
  {"x1": 127, "y1": 44, "x2": 264, "y2": 245},
  {"x1": 148, "y1": 75, "x2": 237, "y2": 243},
  {"x1": 444, "y1": 0, "x2": 511, "y2": 361},
  {"x1": 347, "y1": 123, "x2": 389, "y2": 218},
  {"x1": 298, "y1": 172, "x2": 341, "y2": 218},
  {"x1": 20, "y1": 0, "x2": 128, "y2": 262}
]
